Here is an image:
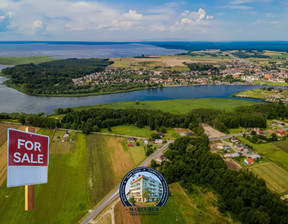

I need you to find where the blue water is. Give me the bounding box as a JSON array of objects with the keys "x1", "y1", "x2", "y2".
[
  {"x1": 0, "y1": 84, "x2": 267, "y2": 114},
  {"x1": 0, "y1": 43, "x2": 185, "y2": 59}
]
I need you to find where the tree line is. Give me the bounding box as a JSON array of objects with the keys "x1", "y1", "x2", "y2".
[{"x1": 160, "y1": 136, "x2": 288, "y2": 224}]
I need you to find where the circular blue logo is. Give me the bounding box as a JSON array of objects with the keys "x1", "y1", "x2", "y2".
[{"x1": 119, "y1": 167, "x2": 169, "y2": 207}]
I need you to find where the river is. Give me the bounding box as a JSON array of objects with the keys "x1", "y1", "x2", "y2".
[{"x1": 0, "y1": 78, "x2": 266, "y2": 114}]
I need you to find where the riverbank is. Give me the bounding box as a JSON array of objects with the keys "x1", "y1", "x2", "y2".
[{"x1": 233, "y1": 88, "x2": 288, "y2": 103}]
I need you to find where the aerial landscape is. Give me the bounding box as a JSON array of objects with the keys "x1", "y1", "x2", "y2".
[{"x1": 1, "y1": 0, "x2": 288, "y2": 224}]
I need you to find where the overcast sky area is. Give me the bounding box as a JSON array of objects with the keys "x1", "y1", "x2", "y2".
[{"x1": 0, "y1": 0, "x2": 287, "y2": 41}]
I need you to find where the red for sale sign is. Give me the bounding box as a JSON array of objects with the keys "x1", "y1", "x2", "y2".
[{"x1": 7, "y1": 128, "x2": 49, "y2": 187}]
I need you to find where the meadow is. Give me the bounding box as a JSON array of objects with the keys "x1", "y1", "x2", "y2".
[
  {"x1": 74, "y1": 98, "x2": 260, "y2": 114},
  {"x1": 114, "y1": 183, "x2": 239, "y2": 224},
  {"x1": 100, "y1": 125, "x2": 151, "y2": 138},
  {"x1": 249, "y1": 162, "x2": 288, "y2": 194}
]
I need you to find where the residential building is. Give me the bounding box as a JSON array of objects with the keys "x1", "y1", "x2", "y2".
[
  {"x1": 128, "y1": 175, "x2": 163, "y2": 202},
  {"x1": 244, "y1": 158, "x2": 254, "y2": 165}
]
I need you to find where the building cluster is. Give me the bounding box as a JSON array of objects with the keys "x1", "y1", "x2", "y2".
[{"x1": 72, "y1": 57, "x2": 288, "y2": 88}]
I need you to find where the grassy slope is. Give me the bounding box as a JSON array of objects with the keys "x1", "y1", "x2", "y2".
[
  {"x1": 114, "y1": 183, "x2": 239, "y2": 224},
  {"x1": 74, "y1": 98, "x2": 261, "y2": 114},
  {"x1": 0, "y1": 56, "x2": 56, "y2": 65},
  {"x1": 0, "y1": 133, "x2": 90, "y2": 224}
]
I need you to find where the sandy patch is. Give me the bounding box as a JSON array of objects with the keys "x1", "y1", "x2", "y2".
[
  {"x1": 201, "y1": 123, "x2": 227, "y2": 139},
  {"x1": 223, "y1": 158, "x2": 242, "y2": 171}
]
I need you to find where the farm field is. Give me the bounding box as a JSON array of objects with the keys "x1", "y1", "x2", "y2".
[
  {"x1": 74, "y1": 98, "x2": 260, "y2": 114},
  {"x1": 249, "y1": 162, "x2": 288, "y2": 194},
  {"x1": 114, "y1": 183, "x2": 238, "y2": 224},
  {"x1": 86, "y1": 135, "x2": 146, "y2": 206},
  {"x1": 266, "y1": 151, "x2": 288, "y2": 171},
  {"x1": 50, "y1": 130, "x2": 77, "y2": 154},
  {"x1": 273, "y1": 140, "x2": 288, "y2": 153},
  {"x1": 0, "y1": 133, "x2": 90, "y2": 224},
  {"x1": 100, "y1": 125, "x2": 151, "y2": 138},
  {"x1": 0, "y1": 125, "x2": 146, "y2": 224}
]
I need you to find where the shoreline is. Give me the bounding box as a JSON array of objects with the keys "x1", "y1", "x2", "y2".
[{"x1": 1, "y1": 77, "x2": 284, "y2": 98}]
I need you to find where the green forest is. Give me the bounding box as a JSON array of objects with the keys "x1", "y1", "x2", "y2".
[{"x1": 2, "y1": 58, "x2": 113, "y2": 95}]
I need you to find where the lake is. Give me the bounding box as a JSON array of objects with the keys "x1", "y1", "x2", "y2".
[{"x1": 0, "y1": 82, "x2": 266, "y2": 114}]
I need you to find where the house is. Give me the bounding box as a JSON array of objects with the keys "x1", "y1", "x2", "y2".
[
  {"x1": 143, "y1": 140, "x2": 149, "y2": 145},
  {"x1": 231, "y1": 152, "x2": 241, "y2": 158},
  {"x1": 155, "y1": 139, "x2": 163, "y2": 145},
  {"x1": 156, "y1": 154, "x2": 167, "y2": 164},
  {"x1": 258, "y1": 130, "x2": 265, "y2": 135},
  {"x1": 231, "y1": 137, "x2": 239, "y2": 143},
  {"x1": 63, "y1": 131, "x2": 69, "y2": 138},
  {"x1": 128, "y1": 137, "x2": 137, "y2": 142},
  {"x1": 244, "y1": 158, "x2": 254, "y2": 165},
  {"x1": 268, "y1": 130, "x2": 275, "y2": 134},
  {"x1": 157, "y1": 132, "x2": 164, "y2": 138},
  {"x1": 277, "y1": 129, "x2": 286, "y2": 136},
  {"x1": 185, "y1": 133, "x2": 194, "y2": 137},
  {"x1": 250, "y1": 154, "x2": 261, "y2": 159},
  {"x1": 234, "y1": 144, "x2": 245, "y2": 151}
]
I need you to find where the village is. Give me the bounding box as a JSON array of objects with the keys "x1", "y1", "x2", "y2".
[{"x1": 72, "y1": 53, "x2": 288, "y2": 89}]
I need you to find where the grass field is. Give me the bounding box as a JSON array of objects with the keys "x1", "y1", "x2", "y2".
[
  {"x1": 74, "y1": 98, "x2": 261, "y2": 114},
  {"x1": 0, "y1": 133, "x2": 90, "y2": 224},
  {"x1": 86, "y1": 135, "x2": 145, "y2": 206},
  {"x1": 115, "y1": 183, "x2": 239, "y2": 224},
  {"x1": 266, "y1": 151, "x2": 288, "y2": 171},
  {"x1": 0, "y1": 56, "x2": 56, "y2": 65},
  {"x1": 238, "y1": 137, "x2": 280, "y2": 154},
  {"x1": 273, "y1": 140, "x2": 288, "y2": 153},
  {"x1": 101, "y1": 125, "x2": 151, "y2": 138},
  {"x1": 249, "y1": 162, "x2": 288, "y2": 194}
]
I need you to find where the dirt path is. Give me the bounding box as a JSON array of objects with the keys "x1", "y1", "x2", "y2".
[
  {"x1": 201, "y1": 123, "x2": 227, "y2": 139},
  {"x1": 92, "y1": 199, "x2": 120, "y2": 224}
]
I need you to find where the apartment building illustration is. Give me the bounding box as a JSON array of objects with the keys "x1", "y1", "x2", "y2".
[{"x1": 127, "y1": 175, "x2": 163, "y2": 202}]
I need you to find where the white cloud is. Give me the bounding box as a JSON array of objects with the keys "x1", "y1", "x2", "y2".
[
  {"x1": 32, "y1": 20, "x2": 43, "y2": 30},
  {"x1": 123, "y1": 10, "x2": 143, "y2": 20}
]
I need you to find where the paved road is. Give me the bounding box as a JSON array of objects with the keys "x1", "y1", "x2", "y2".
[
  {"x1": 209, "y1": 128, "x2": 288, "y2": 141},
  {"x1": 80, "y1": 142, "x2": 171, "y2": 224}
]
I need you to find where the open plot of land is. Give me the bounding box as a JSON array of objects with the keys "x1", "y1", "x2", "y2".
[
  {"x1": 0, "y1": 142, "x2": 7, "y2": 187},
  {"x1": 162, "y1": 128, "x2": 181, "y2": 140},
  {"x1": 249, "y1": 162, "x2": 288, "y2": 194},
  {"x1": 273, "y1": 140, "x2": 288, "y2": 153},
  {"x1": 0, "y1": 123, "x2": 20, "y2": 146},
  {"x1": 202, "y1": 123, "x2": 227, "y2": 139},
  {"x1": 50, "y1": 130, "x2": 77, "y2": 154},
  {"x1": 86, "y1": 135, "x2": 145, "y2": 206},
  {"x1": 266, "y1": 151, "x2": 288, "y2": 171},
  {"x1": 100, "y1": 125, "x2": 151, "y2": 138},
  {"x1": 115, "y1": 183, "x2": 238, "y2": 224},
  {"x1": 0, "y1": 133, "x2": 90, "y2": 224},
  {"x1": 174, "y1": 128, "x2": 193, "y2": 136},
  {"x1": 224, "y1": 158, "x2": 242, "y2": 171},
  {"x1": 74, "y1": 98, "x2": 261, "y2": 114}
]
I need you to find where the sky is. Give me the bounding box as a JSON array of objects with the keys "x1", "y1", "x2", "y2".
[{"x1": 0, "y1": 0, "x2": 287, "y2": 41}]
